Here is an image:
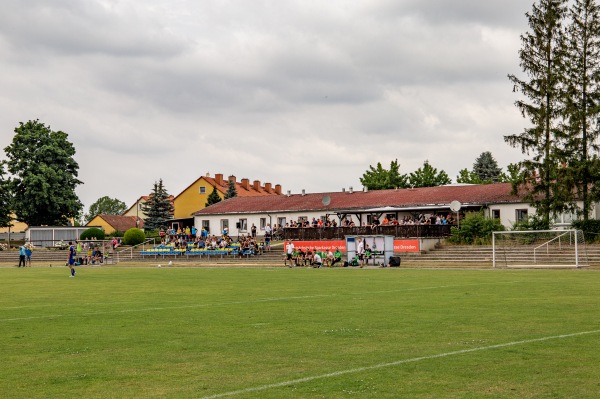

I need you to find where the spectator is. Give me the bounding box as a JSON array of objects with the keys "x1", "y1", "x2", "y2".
[
  {"x1": 312, "y1": 251, "x2": 322, "y2": 268},
  {"x1": 18, "y1": 245, "x2": 26, "y2": 267}
]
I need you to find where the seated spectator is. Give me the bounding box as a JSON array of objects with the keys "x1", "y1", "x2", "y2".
[
  {"x1": 326, "y1": 249, "x2": 334, "y2": 267},
  {"x1": 331, "y1": 248, "x2": 343, "y2": 267}
]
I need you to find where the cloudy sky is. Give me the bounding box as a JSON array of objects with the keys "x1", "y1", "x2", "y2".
[{"x1": 0, "y1": 0, "x2": 532, "y2": 212}]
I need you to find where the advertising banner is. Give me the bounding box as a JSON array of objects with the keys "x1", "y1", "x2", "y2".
[{"x1": 284, "y1": 239, "x2": 420, "y2": 253}]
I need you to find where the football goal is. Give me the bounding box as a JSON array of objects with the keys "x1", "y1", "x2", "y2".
[{"x1": 492, "y1": 229, "x2": 588, "y2": 268}]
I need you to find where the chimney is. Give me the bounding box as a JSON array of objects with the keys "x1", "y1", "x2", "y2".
[
  {"x1": 301, "y1": 189, "x2": 305, "y2": 196},
  {"x1": 342, "y1": 188, "x2": 346, "y2": 192},
  {"x1": 253, "y1": 180, "x2": 261, "y2": 191},
  {"x1": 215, "y1": 173, "x2": 224, "y2": 185},
  {"x1": 287, "y1": 190, "x2": 291, "y2": 197},
  {"x1": 349, "y1": 186, "x2": 353, "y2": 194},
  {"x1": 274, "y1": 184, "x2": 282, "y2": 195},
  {"x1": 364, "y1": 187, "x2": 368, "y2": 193},
  {"x1": 241, "y1": 178, "x2": 250, "y2": 190},
  {"x1": 228, "y1": 175, "x2": 236, "y2": 183},
  {"x1": 264, "y1": 182, "x2": 272, "y2": 193}
]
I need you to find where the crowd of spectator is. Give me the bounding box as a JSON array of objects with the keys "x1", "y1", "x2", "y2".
[
  {"x1": 158, "y1": 226, "x2": 266, "y2": 256},
  {"x1": 281, "y1": 213, "x2": 456, "y2": 229}
]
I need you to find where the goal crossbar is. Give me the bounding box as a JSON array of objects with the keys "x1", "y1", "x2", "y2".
[{"x1": 492, "y1": 229, "x2": 585, "y2": 269}]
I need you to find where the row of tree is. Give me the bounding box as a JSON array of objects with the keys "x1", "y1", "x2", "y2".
[
  {"x1": 506, "y1": 0, "x2": 600, "y2": 224},
  {"x1": 360, "y1": 152, "x2": 512, "y2": 190}
]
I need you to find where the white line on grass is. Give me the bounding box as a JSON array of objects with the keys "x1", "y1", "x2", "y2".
[{"x1": 198, "y1": 329, "x2": 600, "y2": 399}]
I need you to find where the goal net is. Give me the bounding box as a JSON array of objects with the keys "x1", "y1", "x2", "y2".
[{"x1": 492, "y1": 229, "x2": 588, "y2": 268}]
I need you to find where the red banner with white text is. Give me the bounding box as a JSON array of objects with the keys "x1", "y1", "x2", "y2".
[{"x1": 284, "y1": 239, "x2": 420, "y2": 253}]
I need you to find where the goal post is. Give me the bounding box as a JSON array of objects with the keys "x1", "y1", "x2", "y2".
[{"x1": 492, "y1": 229, "x2": 587, "y2": 269}]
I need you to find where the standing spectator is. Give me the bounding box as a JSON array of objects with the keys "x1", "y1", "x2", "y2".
[
  {"x1": 18, "y1": 245, "x2": 26, "y2": 267},
  {"x1": 285, "y1": 241, "x2": 295, "y2": 267},
  {"x1": 251, "y1": 223, "x2": 257, "y2": 238},
  {"x1": 357, "y1": 238, "x2": 365, "y2": 267},
  {"x1": 25, "y1": 244, "x2": 32, "y2": 266},
  {"x1": 264, "y1": 232, "x2": 271, "y2": 251}
]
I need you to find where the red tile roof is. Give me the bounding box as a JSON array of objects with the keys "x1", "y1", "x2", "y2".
[
  {"x1": 193, "y1": 183, "x2": 525, "y2": 215},
  {"x1": 97, "y1": 215, "x2": 144, "y2": 231},
  {"x1": 202, "y1": 176, "x2": 279, "y2": 197}
]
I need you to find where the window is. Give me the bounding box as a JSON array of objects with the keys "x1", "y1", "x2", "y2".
[
  {"x1": 202, "y1": 220, "x2": 210, "y2": 234},
  {"x1": 515, "y1": 209, "x2": 528, "y2": 222},
  {"x1": 221, "y1": 219, "x2": 229, "y2": 234},
  {"x1": 238, "y1": 218, "x2": 248, "y2": 232},
  {"x1": 277, "y1": 217, "x2": 286, "y2": 227},
  {"x1": 298, "y1": 216, "x2": 307, "y2": 223},
  {"x1": 260, "y1": 218, "x2": 266, "y2": 230},
  {"x1": 199, "y1": 186, "x2": 206, "y2": 194},
  {"x1": 492, "y1": 210, "x2": 500, "y2": 219}
]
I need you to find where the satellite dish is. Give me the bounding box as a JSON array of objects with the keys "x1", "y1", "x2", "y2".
[
  {"x1": 322, "y1": 195, "x2": 331, "y2": 206},
  {"x1": 450, "y1": 200, "x2": 462, "y2": 212}
]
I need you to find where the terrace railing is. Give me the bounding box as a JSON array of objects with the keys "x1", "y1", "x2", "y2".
[{"x1": 282, "y1": 225, "x2": 453, "y2": 241}]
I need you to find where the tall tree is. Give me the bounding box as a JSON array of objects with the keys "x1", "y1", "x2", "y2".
[
  {"x1": 224, "y1": 178, "x2": 238, "y2": 199},
  {"x1": 0, "y1": 162, "x2": 12, "y2": 228},
  {"x1": 408, "y1": 160, "x2": 451, "y2": 188},
  {"x1": 141, "y1": 179, "x2": 174, "y2": 231},
  {"x1": 360, "y1": 159, "x2": 409, "y2": 190},
  {"x1": 562, "y1": 0, "x2": 600, "y2": 220},
  {"x1": 472, "y1": 151, "x2": 503, "y2": 182},
  {"x1": 85, "y1": 196, "x2": 127, "y2": 223},
  {"x1": 505, "y1": 0, "x2": 568, "y2": 226},
  {"x1": 205, "y1": 186, "x2": 222, "y2": 207},
  {"x1": 4, "y1": 120, "x2": 83, "y2": 226}
]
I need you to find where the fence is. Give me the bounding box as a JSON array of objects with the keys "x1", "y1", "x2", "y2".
[{"x1": 282, "y1": 225, "x2": 452, "y2": 241}]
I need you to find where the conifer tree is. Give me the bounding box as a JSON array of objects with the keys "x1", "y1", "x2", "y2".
[
  {"x1": 224, "y1": 178, "x2": 238, "y2": 199},
  {"x1": 505, "y1": 0, "x2": 568, "y2": 226},
  {"x1": 473, "y1": 152, "x2": 503, "y2": 183},
  {"x1": 562, "y1": 0, "x2": 600, "y2": 220},
  {"x1": 205, "y1": 186, "x2": 222, "y2": 207},
  {"x1": 141, "y1": 179, "x2": 174, "y2": 231}
]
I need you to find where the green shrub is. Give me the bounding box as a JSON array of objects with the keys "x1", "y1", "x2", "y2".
[
  {"x1": 123, "y1": 228, "x2": 146, "y2": 246},
  {"x1": 109, "y1": 230, "x2": 125, "y2": 238},
  {"x1": 571, "y1": 220, "x2": 600, "y2": 243},
  {"x1": 80, "y1": 228, "x2": 106, "y2": 240},
  {"x1": 447, "y1": 212, "x2": 505, "y2": 245},
  {"x1": 511, "y1": 214, "x2": 550, "y2": 231}
]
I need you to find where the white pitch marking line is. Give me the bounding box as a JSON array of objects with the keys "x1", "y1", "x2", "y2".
[{"x1": 198, "y1": 329, "x2": 600, "y2": 399}]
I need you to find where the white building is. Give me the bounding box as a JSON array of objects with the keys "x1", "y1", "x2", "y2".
[{"x1": 192, "y1": 183, "x2": 570, "y2": 237}]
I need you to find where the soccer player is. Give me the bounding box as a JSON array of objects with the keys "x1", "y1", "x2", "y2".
[{"x1": 67, "y1": 241, "x2": 76, "y2": 277}]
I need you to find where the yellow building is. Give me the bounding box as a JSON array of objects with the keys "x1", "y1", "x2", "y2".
[
  {"x1": 0, "y1": 215, "x2": 28, "y2": 234},
  {"x1": 172, "y1": 173, "x2": 282, "y2": 220},
  {"x1": 86, "y1": 215, "x2": 144, "y2": 235}
]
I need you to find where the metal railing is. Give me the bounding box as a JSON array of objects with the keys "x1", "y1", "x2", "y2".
[
  {"x1": 282, "y1": 225, "x2": 453, "y2": 241},
  {"x1": 113, "y1": 238, "x2": 156, "y2": 264}
]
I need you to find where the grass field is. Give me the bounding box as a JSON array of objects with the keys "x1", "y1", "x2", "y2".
[{"x1": 1, "y1": 265, "x2": 600, "y2": 399}]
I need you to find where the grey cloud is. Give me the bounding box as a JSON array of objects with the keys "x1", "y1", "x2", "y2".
[{"x1": 0, "y1": 0, "x2": 185, "y2": 59}]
